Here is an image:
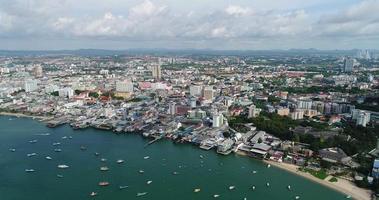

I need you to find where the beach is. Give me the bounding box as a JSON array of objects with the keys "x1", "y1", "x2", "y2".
[{"x1": 264, "y1": 160, "x2": 373, "y2": 200}]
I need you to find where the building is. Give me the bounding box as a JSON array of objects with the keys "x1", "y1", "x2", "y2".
[
  {"x1": 203, "y1": 86, "x2": 214, "y2": 102},
  {"x1": 190, "y1": 97, "x2": 197, "y2": 108},
  {"x1": 343, "y1": 57, "x2": 354, "y2": 72},
  {"x1": 290, "y1": 109, "x2": 304, "y2": 120},
  {"x1": 248, "y1": 104, "x2": 261, "y2": 118},
  {"x1": 190, "y1": 85, "x2": 203, "y2": 96},
  {"x1": 297, "y1": 100, "x2": 312, "y2": 110},
  {"x1": 168, "y1": 102, "x2": 176, "y2": 115},
  {"x1": 33, "y1": 65, "x2": 43, "y2": 77},
  {"x1": 352, "y1": 109, "x2": 371, "y2": 127},
  {"x1": 212, "y1": 113, "x2": 224, "y2": 128},
  {"x1": 58, "y1": 87, "x2": 74, "y2": 98},
  {"x1": 24, "y1": 79, "x2": 38, "y2": 92},
  {"x1": 116, "y1": 80, "x2": 133, "y2": 93},
  {"x1": 276, "y1": 107, "x2": 289, "y2": 116},
  {"x1": 151, "y1": 64, "x2": 162, "y2": 80},
  {"x1": 372, "y1": 159, "x2": 379, "y2": 179}
]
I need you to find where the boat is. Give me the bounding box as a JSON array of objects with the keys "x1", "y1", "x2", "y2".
[
  {"x1": 101, "y1": 158, "x2": 107, "y2": 162},
  {"x1": 57, "y1": 164, "x2": 69, "y2": 169},
  {"x1": 98, "y1": 182, "x2": 109, "y2": 186},
  {"x1": 9, "y1": 148, "x2": 16, "y2": 152},
  {"x1": 287, "y1": 185, "x2": 291, "y2": 190},
  {"x1": 57, "y1": 174, "x2": 64, "y2": 178},
  {"x1": 252, "y1": 170, "x2": 257, "y2": 174},
  {"x1": 45, "y1": 156, "x2": 52, "y2": 160},
  {"x1": 139, "y1": 170, "x2": 144, "y2": 174},
  {"x1": 27, "y1": 153, "x2": 37, "y2": 157},
  {"x1": 90, "y1": 192, "x2": 97, "y2": 197},
  {"x1": 194, "y1": 188, "x2": 201, "y2": 193},
  {"x1": 266, "y1": 182, "x2": 270, "y2": 187},
  {"x1": 295, "y1": 196, "x2": 300, "y2": 199},
  {"x1": 117, "y1": 159, "x2": 124, "y2": 164},
  {"x1": 252, "y1": 186, "x2": 256, "y2": 190},
  {"x1": 119, "y1": 186, "x2": 128, "y2": 189},
  {"x1": 147, "y1": 180, "x2": 152, "y2": 184},
  {"x1": 172, "y1": 171, "x2": 179, "y2": 175},
  {"x1": 62, "y1": 136, "x2": 67, "y2": 139},
  {"x1": 213, "y1": 194, "x2": 220, "y2": 198},
  {"x1": 29, "y1": 140, "x2": 38, "y2": 143},
  {"x1": 53, "y1": 142, "x2": 61, "y2": 146},
  {"x1": 80, "y1": 146, "x2": 87, "y2": 151},
  {"x1": 267, "y1": 164, "x2": 271, "y2": 168},
  {"x1": 199, "y1": 155, "x2": 204, "y2": 159},
  {"x1": 94, "y1": 152, "x2": 100, "y2": 156},
  {"x1": 25, "y1": 169, "x2": 35, "y2": 172},
  {"x1": 346, "y1": 195, "x2": 351, "y2": 199},
  {"x1": 54, "y1": 149, "x2": 62, "y2": 152},
  {"x1": 144, "y1": 156, "x2": 150, "y2": 159},
  {"x1": 136, "y1": 192, "x2": 147, "y2": 197},
  {"x1": 69, "y1": 136, "x2": 73, "y2": 139},
  {"x1": 229, "y1": 185, "x2": 235, "y2": 190},
  {"x1": 100, "y1": 167, "x2": 109, "y2": 171}
]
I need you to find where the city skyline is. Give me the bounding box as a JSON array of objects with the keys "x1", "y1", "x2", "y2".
[{"x1": 1, "y1": 0, "x2": 379, "y2": 50}]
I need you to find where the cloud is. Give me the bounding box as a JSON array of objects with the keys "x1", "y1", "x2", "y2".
[{"x1": 225, "y1": 5, "x2": 251, "y2": 16}]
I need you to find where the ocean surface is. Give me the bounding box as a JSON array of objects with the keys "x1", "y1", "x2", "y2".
[{"x1": 0, "y1": 116, "x2": 347, "y2": 200}]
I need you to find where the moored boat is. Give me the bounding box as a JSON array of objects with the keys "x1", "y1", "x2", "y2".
[{"x1": 98, "y1": 182, "x2": 109, "y2": 186}]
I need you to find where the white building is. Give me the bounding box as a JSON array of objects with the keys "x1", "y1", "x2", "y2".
[
  {"x1": 297, "y1": 100, "x2": 312, "y2": 110},
  {"x1": 352, "y1": 109, "x2": 371, "y2": 127},
  {"x1": 168, "y1": 102, "x2": 176, "y2": 115},
  {"x1": 190, "y1": 85, "x2": 203, "y2": 96},
  {"x1": 248, "y1": 104, "x2": 261, "y2": 118},
  {"x1": 24, "y1": 79, "x2": 39, "y2": 92},
  {"x1": 212, "y1": 113, "x2": 224, "y2": 128},
  {"x1": 59, "y1": 87, "x2": 74, "y2": 98},
  {"x1": 290, "y1": 109, "x2": 304, "y2": 120},
  {"x1": 116, "y1": 80, "x2": 133, "y2": 93}
]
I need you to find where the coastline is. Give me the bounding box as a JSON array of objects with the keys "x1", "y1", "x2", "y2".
[
  {"x1": 264, "y1": 160, "x2": 373, "y2": 200},
  {"x1": 0, "y1": 112, "x2": 51, "y2": 121}
]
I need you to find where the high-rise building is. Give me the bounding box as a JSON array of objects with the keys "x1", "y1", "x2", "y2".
[
  {"x1": 151, "y1": 64, "x2": 162, "y2": 80},
  {"x1": 33, "y1": 65, "x2": 43, "y2": 77},
  {"x1": 116, "y1": 80, "x2": 133, "y2": 93},
  {"x1": 24, "y1": 79, "x2": 39, "y2": 92},
  {"x1": 343, "y1": 57, "x2": 354, "y2": 72},
  {"x1": 203, "y1": 86, "x2": 214, "y2": 101},
  {"x1": 290, "y1": 109, "x2": 304, "y2": 120},
  {"x1": 190, "y1": 97, "x2": 197, "y2": 108},
  {"x1": 352, "y1": 109, "x2": 371, "y2": 127},
  {"x1": 168, "y1": 102, "x2": 176, "y2": 115},
  {"x1": 248, "y1": 104, "x2": 261, "y2": 118},
  {"x1": 212, "y1": 113, "x2": 224, "y2": 128},
  {"x1": 190, "y1": 85, "x2": 203, "y2": 96}
]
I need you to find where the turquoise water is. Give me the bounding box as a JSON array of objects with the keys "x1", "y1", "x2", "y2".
[{"x1": 0, "y1": 116, "x2": 346, "y2": 200}]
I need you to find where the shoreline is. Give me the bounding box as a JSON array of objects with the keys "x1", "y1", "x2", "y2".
[
  {"x1": 0, "y1": 112, "x2": 51, "y2": 121},
  {"x1": 2, "y1": 112, "x2": 373, "y2": 200},
  {"x1": 264, "y1": 160, "x2": 373, "y2": 200}
]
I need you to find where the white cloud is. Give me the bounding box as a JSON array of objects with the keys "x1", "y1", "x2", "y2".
[{"x1": 225, "y1": 5, "x2": 251, "y2": 16}]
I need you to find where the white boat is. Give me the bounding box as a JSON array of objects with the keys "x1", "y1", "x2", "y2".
[
  {"x1": 53, "y1": 142, "x2": 61, "y2": 146},
  {"x1": 295, "y1": 196, "x2": 300, "y2": 199},
  {"x1": 136, "y1": 192, "x2": 147, "y2": 197},
  {"x1": 267, "y1": 164, "x2": 271, "y2": 168},
  {"x1": 9, "y1": 148, "x2": 16, "y2": 152},
  {"x1": 199, "y1": 155, "x2": 204, "y2": 159},
  {"x1": 147, "y1": 180, "x2": 152, "y2": 184},
  {"x1": 119, "y1": 186, "x2": 128, "y2": 189},
  {"x1": 45, "y1": 156, "x2": 52, "y2": 160},
  {"x1": 252, "y1": 170, "x2": 257, "y2": 174},
  {"x1": 27, "y1": 153, "x2": 37, "y2": 157},
  {"x1": 346, "y1": 195, "x2": 351, "y2": 199},
  {"x1": 57, "y1": 164, "x2": 69, "y2": 169},
  {"x1": 54, "y1": 149, "x2": 62, "y2": 152},
  {"x1": 252, "y1": 186, "x2": 256, "y2": 190},
  {"x1": 100, "y1": 166, "x2": 109, "y2": 171},
  {"x1": 29, "y1": 140, "x2": 38, "y2": 143},
  {"x1": 172, "y1": 171, "x2": 179, "y2": 175},
  {"x1": 117, "y1": 159, "x2": 124, "y2": 164},
  {"x1": 266, "y1": 182, "x2": 270, "y2": 187},
  {"x1": 213, "y1": 194, "x2": 220, "y2": 198},
  {"x1": 139, "y1": 170, "x2": 144, "y2": 174},
  {"x1": 90, "y1": 192, "x2": 97, "y2": 197},
  {"x1": 62, "y1": 136, "x2": 67, "y2": 139},
  {"x1": 144, "y1": 156, "x2": 150, "y2": 159},
  {"x1": 101, "y1": 158, "x2": 107, "y2": 162},
  {"x1": 69, "y1": 136, "x2": 73, "y2": 139},
  {"x1": 194, "y1": 188, "x2": 201, "y2": 193},
  {"x1": 229, "y1": 185, "x2": 235, "y2": 190},
  {"x1": 287, "y1": 185, "x2": 291, "y2": 190},
  {"x1": 57, "y1": 174, "x2": 64, "y2": 178},
  {"x1": 25, "y1": 169, "x2": 35, "y2": 172}
]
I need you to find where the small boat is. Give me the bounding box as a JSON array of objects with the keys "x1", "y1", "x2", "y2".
[
  {"x1": 53, "y1": 142, "x2": 61, "y2": 146},
  {"x1": 68, "y1": 136, "x2": 73, "y2": 139},
  {"x1": 54, "y1": 149, "x2": 62, "y2": 152},
  {"x1": 346, "y1": 195, "x2": 351, "y2": 199},
  {"x1": 267, "y1": 164, "x2": 271, "y2": 168},
  {"x1": 252, "y1": 186, "x2": 256, "y2": 190},
  {"x1": 139, "y1": 170, "x2": 144, "y2": 174},
  {"x1": 136, "y1": 192, "x2": 147, "y2": 197},
  {"x1": 29, "y1": 140, "x2": 38, "y2": 143},
  {"x1": 213, "y1": 194, "x2": 220, "y2": 198},
  {"x1": 90, "y1": 192, "x2": 97, "y2": 197},
  {"x1": 117, "y1": 159, "x2": 124, "y2": 164},
  {"x1": 80, "y1": 146, "x2": 87, "y2": 151},
  {"x1": 119, "y1": 186, "x2": 128, "y2": 189},
  {"x1": 287, "y1": 185, "x2": 291, "y2": 190},
  {"x1": 252, "y1": 170, "x2": 257, "y2": 174},
  {"x1": 98, "y1": 182, "x2": 109, "y2": 186},
  {"x1": 57, "y1": 164, "x2": 69, "y2": 169},
  {"x1": 100, "y1": 167, "x2": 109, "y2": 171},
  {"x1": 45, "y1": 156, "x2": 52, "y2": 160},
  {"x1": 94, "y1": 152, "x2": 100, "y2": 156},
  {"x1": 37, "y1": 133, "x2": 50, "y2": 136},
  {"x1": 266, "y1": 182, "x2": 270, "y2": 187},
  {"x1": 62, "y1": 136, "x2": 67, "y2": 139},
  {"x1": 100, "y1": 158, "x2": 107, "y2": 162},
  {"x1": 9, "y1": 148, "x2": 16, "y2": 152},
  {"x1": 199, "y1": 155, "x2": 204, "y2": 159},
  {"x1": 25, "y1": 169, "x2": 35, "y2": 172},
  {"x1": 194, "y1": 188, "x2": 201, "y2": 193},
  {"x1": 147, "y1": 180, "x2": 152, "y2": 184},
  {"x1": 295, "y1": 196, "x2": 300, "y2": 199},
  {"x1": 172, "y1": 171, "x2": 179, "y2": 175},
  {"x1": 27, "y1": 153, "x2": 37, "y2": 157},
  {"x1": 229, "y1": 185, "x2": 235, "y2": 190},
  {"x1": 144, "y1": 156, "x2": 150, "y2": 159},
  {"x1": 57, "y1": 174, "x2": 64, "y2": 178}
]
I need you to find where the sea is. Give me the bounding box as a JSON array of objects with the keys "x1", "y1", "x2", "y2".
[{"x1": 0, "y1": 116, "x2": 347, "y2": 200}]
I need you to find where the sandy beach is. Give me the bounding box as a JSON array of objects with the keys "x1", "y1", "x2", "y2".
[
  {"x1": 264, "y1": 160, "x2": 373, "y2": 200},
  {"x1": 0, "y1": 112, "x2": 51, "y2": 121}
]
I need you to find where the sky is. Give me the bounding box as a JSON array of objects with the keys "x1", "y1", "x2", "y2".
[{"x1": 0, "y1": 0, "x2": 378, "y2": 50}]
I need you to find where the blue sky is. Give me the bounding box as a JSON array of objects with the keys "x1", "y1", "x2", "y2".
[{"x1": 0, "y1": 0, "x2": 378, "y2": 50}]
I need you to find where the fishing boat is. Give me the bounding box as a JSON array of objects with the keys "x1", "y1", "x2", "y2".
[
  {"x1": 117, "y1": 159, "x2": 124, "y2": 164},
  {"x1": 213, "y1": 194, "x2": 220, "y2": 198},
  {"x1": 90, "y1": 192, "x2": 97, "y2": 197},
  {"x1": 57, "y1": 174, "x2": 64, "y2": 178},
  {"x1": 229, "y1": 185, "x2": 235, "y2": 190},
  {"x1": 119, "y1": 186, "x2": 128, "y2": 189},
  {"x1": 147, "y1": 180, "x2": 152, "y2": 184},
  {"x1": 139, "y1": 170, "x2": 144, "y2": 174},
  {"x1": 98, "y1": 182, "x2": 109, "y2": 186},
  {"x1": 194, "y1": 188, "x2": 201, "y2": 193},
  {"x1": 9, "y1": 148, "x2": 16, "y2": 152},
  {"x1": 54, "y1": 149, "x2": 62, "y2": 152},
  {"x1": 45, "y1": 156, "x2": 52, "y2": 160},
  {"x1": 144, "y1": 156, "x2": 150, "y2": 159},
  {"x1": 57, "y1": 164, "x2": 69, "y2": 169},
  {"x1": 136, "y1": 192, "x2": 147, "y2": 197},
  {"x1": 100, "y1": 167, "x2": 109, "y2": 171},
  {"x1": 25, "y1": 169, "x2": 35, "y2": 172},
  {"x1": 27, "y1": 153, "x2": 37, "y2": 157}
]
